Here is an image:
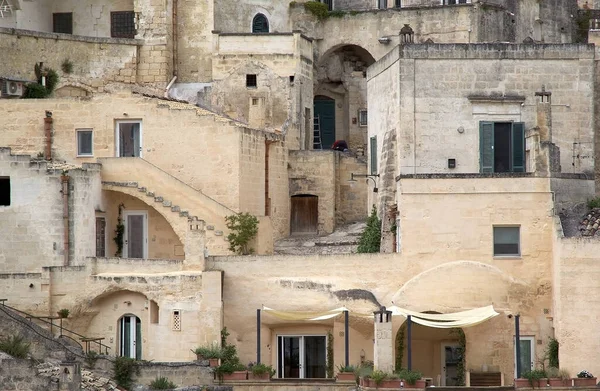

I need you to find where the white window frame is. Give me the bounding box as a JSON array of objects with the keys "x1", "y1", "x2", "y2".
[
  {"x1": 276, "y1": 334, "x2": 329, "y2": 379},
  {"x1": 76, "y1": 128, "x2": 94, "y2": 157},
  {"x1": 115, "y1": 120, "x2": 143, "y2": 158},
  {"x1": 122, "y1": 210, "x2": 148, "y2": 259},
  {"x1": 359, "y1": 109, "x2": 368, "y2": 127},
  {"x1": 493, "y1": 225, "x2": 521, "y2": 257},
  {"x1": 378, "y1": 0, "x2": 388, "y2": 9}
]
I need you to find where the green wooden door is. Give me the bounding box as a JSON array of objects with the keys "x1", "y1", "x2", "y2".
[{"x1": 314, "y1": 96, "x2": 335, "y2": 149}]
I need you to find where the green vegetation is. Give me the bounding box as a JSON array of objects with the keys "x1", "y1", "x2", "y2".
[
  {"x1": 113, "y1": 356, "x2": 140, "y2": 389},
  {"x1": 357, "y1": 206, "x2": 381, "y2": 253},
  {"x1": 114, "y1": 203, "x2": 125, "y2": 257},
  {"x1": 337, "y1": 364, "x2": 356, "y2": 372},
  {"x1": 303, "y1": 1, "x2": 329, "y2": 20},
  {"x1": 397, "y1": 368, "x2": 423, "y2": 385},
  {"x1": 328, "y1": 9, "x2": 346, "y2": 18},
  {"x1": 225, "y1": 212, "x2": 259, "y2": 255},
  {"x1": 57, "y1": 308, "x2": 70, "y2": 318},
  {"x1": 588, "y1": 197, "x2": 600, "y2": 209},
  {"x1": 523, "y1": 369, "x2": 547, "y2": 388},
  {"x1": 395, "y1": 324, "x2": 405, "y2": 372},
  {"x1": 61, "y1": 59, "x2": 74, "y2": 74},
  {"x1": 326, "y1": 331, "x2": 334, "y2": 378},
  {"x1": 84, "y1": 351, "x2": 99, "y2": 369},
  {"x1": 0, "y1": 335, "x2": 31, "y2": 358},
  {"x1": 547, "y1": 337, "x2": 559, "y2": 368},
  {"x1": 575, "y1": 9, "x2": 591, "y2": 44},
  {"x1": 150, "y1": 376, "x2": 177, "y2": 390},
  {"x1": 24, "y1": 63, "x2": 59, "y2": 99},
  {"x1": 215, "y1": 327, "x2": 246, "y2": 381},
  {"x1": 451, "y1": 328, "x2": 466, "y2": 386},
  {"x1": 193, "y1": 343, "x2": 222, "y2": 359},
  {"x1": 250, "y1": 362, "x2": 275, "y2": 377}
]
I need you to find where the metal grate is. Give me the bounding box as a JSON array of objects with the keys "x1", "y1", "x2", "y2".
[
  {"x1": 53, "y1": 13, "x2": 73, "y2": 34},
  {"x1": 111, "y1": 11, "x2": 136, "y2": 39},
  {"x1": 172, "y1": 310, "x2": 181, "y2": 331},
  {"x1": 95, "y1": 217, "x2": 106, "y2": 257}
]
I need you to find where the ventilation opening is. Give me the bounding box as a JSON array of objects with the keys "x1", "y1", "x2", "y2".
[
  {"x1": 0, "y1": 177, "x2": 10, "y2": 206},
  {"x1": 172, "y1": 310, "x2": 181, "y2": 331},
  {"x1": 150, "y1": 300, "x2": 159, "y2": 324},
  {"x1": 246, "y1": 74, "x2": 257, "y2": 88}
]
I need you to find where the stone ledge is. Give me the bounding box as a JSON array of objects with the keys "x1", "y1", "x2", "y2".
[
  {"x1": 0, "y1": 27, "x2": 143, "y2": 46},
  {"x1": 397, "y1": 172, "x2": 533, "y2": 180}
]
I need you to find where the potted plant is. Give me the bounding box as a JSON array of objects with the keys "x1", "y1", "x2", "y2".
[
  {"x1": 248, "y1": 362, "x2": 274, "y2": 381},
  {"x1": 193, "y1": 343, "x2": 221, "y2": 367},
  {"x1": 364, "y1": 370, "x2": 400, "y2": 388},
  {"x1": 357, "y1": 361, "x2": 374, "y2": 387},
  {"x1": 336, "y1": 364, "x2": 357, "y2": 382},
  {"x1": 57, "y1": 309, "x2": 70, "y2": 319},
  {"x1": 574, "y1": 370, "x2": 596, "y2": 387},
  {"x1": 398, "y1": 369, "x2": 425, "y2": 388},
  {"x1": 216, "y1": 361, "x2": 247, "y2": 381},
  {"x1": 522, "y1": 369, "x2": 548, "y2": 388},
  {"x1": 547, "y1": 367, "x2": 571, "y2": 387}
]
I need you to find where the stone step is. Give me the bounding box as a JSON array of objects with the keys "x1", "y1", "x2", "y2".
[
  {"x1": 154, "y1": 196, "x2": 164, "y2": 202},
  {"x1": 138, "y1": 187, "x2": 146, "y2": 192},
  {"x1": 179, "y1": 211, "x2": 189, "y2": 217},
  {"x1": 215, "y1": 230, "x2": 223, "y2": 236},
  {"x1": 146, "y1": 191, "x2": 154, "y2": 197},
  {"x1": 171, "y1": 205, "x2": 180, "y2": 212},
  {"x1": 163, "y1": 200, "x2": 172, "y2": 207}
]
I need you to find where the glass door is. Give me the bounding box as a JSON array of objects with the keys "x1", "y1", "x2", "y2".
[
  {"x1": 515, "y1": 336, "x2": 534, "y2": 376},
  {"x1": 119, "y1": 315, "x2": 141, "y2": 359},
  {"x1": 277, "y1": 335, "x2": 327, "y2": 379}
]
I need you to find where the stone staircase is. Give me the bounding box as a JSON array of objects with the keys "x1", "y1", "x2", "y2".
[
  {"x1": 99, "y1": 157, "x2": 236, "y2": 256},
  {"x1": 274, "y1": 221, "x2": 366, "y2": 255}
]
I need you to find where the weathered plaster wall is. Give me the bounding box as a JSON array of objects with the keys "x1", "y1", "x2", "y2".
[
  {"x1": 177, "y1": 0, "x2": 213, "y2": 82},
  {"x1": 367, "y1": 44, "x2": 595, "y2": 175},
  {"x1": 0, "y1": 359, "x2": 53, "y2": 390},
  {"x1": 214, "y1": 0, "x2": 291, "y2": 33},
  {"x1": 51, "y1": 0, "x2": 134, "y2": 37},
  {"x1": 335, "y1": 154, "x2": 369, "y2": 225},
  {"x1": 13, "y1": 0, "x2": 52, "y2": 31}
]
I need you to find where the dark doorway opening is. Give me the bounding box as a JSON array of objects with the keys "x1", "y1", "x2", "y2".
[{"x1": 0, "y1": 177, "x2": 10, "y2": 206}]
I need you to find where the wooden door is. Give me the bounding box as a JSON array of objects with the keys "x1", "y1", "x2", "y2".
[{"x1": 291, "y1": 195, "x2": 318, "y2": 235}]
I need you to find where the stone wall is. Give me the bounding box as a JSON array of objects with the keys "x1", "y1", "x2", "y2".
[
  {"x1": 367, "y1": 44, "x2": 595, "y2": 176},
  {"x1": 214, "y1": 0, "x2": 291, "y2": 34},
  {"x1": 176, "y1": 0, "x2": 213, "y2": 83},
  {"x1": 0, "y1": 28, "x2": 140, "y2": 88},
  {"x1": 0, "y1": 359, "x2": 54, "y2": 391},
  {"x1": 51, "y1": 0, "x2": 134, "y2": 38},
  {"x1": 335, "y1": 154, "x2": 369, "y2": 225}
]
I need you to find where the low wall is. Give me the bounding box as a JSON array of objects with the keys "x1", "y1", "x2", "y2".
[
  {"x1": 89, "y1": 257, "x2": 184, "y2": 275},
  {"x1": 224, "y1": 380, "x2": 350, "y2": 391},
  {"x1": 0, "y1": 359, "x2": 53, "y2": 391}
]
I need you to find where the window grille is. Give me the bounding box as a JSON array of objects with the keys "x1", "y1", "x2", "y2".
[
  {"x1": 111, "y1": 11, "x2": 136, "y2": 39},
  {"x1": 53, "y1": 13, "x2": 73, "y2": 34},
  {"x1": 172, "y1": 310, "x2": 181, "y2": 331}
]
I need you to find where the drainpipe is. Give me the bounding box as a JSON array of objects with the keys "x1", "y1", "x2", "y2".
[
  {"x1": 44, "y1": 111, "x2": 53, "y2": 160},
  {"x1": 265, "y1": 140, "x2": 275, "y2": 216},
  {"x1": 61, "y1": 174, "x2": 70, "y2": 266},
  {"x1": 172, "y1": 0, "x2": 178, "y2": 78}
]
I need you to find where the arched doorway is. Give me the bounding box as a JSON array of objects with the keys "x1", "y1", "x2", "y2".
[
  {"x1": 119, "y1": 314, "x2": 142, "y2": 359},
  {"x1": 252, "y1": 13, "x2": 269, "y2": 33},
  {"x1": 313, "y1": 95, "x2": 336, "y2": 149},
  {"x1": 290, "y1": 195, "x2": 318, "y2": 235}
]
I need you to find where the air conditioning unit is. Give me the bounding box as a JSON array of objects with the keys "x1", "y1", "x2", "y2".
[{"x1": 1, "y1": 79, "x2": 24, "y2": 98}]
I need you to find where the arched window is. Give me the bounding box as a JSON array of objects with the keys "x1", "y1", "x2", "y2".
[{"x1": 252, "y1": 13, "x2": 269, "y2": 33}]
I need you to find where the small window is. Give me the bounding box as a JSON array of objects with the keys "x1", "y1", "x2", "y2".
[
  {"x1": 0, "y1": 177, "x2": 10, "y2": 206},
  {"x1": 246, "y1": 74, "x2": 257, "y2": 88},
  {"x1": 150, "y1": 300, "x2": 159, "y2": 324},
  {"x1": 370, "y1": 136, "x2": 377, "y2": 175},
  {"x1": 252, "y1": 98, "x2": 259, "y2": 106},
  {"x1": 493, "y1": 226, "x2": 520, "y2": 256},
  {"x1": 359, "y1": 109, "x2": 368, "y2": 127},
  {"x1": 172, "y1": 310, "x2": 181, "y2": 331},
  {"x1": 379, "y1": 0, "x2": 388, "y2": 9},
  {"x1": 53, "y1": 13, "x2": 73, "y2": 34},
  {"x1": 111, "y1": 11, "x2": 136, "y2": 39},
  {"x1": 95, "y1": 217, "x2": 106, "y2": 257},
  {"x1": 395, "y1": 0, "x2": 401, "y2": 7},
  {"x1": 77, "y1": 129, "x2": 93, "y2": 157},
  {"x1": 252, "y1": 13, "x2": 269, "y2": 33}
]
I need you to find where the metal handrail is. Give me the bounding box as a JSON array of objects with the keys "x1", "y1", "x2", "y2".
[{"x1": 0, "y1": 300, "x2": 111, "y2": 354}]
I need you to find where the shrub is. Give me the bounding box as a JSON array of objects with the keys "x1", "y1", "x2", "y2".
[
  {"x1": 337, "y1": 364, "x2": 356, "y2": 373},
  {"x1": 357, "y1": 205, "x2": 381, "y2": 253},
  {"x1": 588, "y1": 197, "x2": 600, "y2": 209},
  {"x1": 215, "y1": 327, "x2": 245, "y2": 381},
  {"x1": 397, "y1": 368, "x2": 423, "y2": 385},
  {"x1": 61, "y1": 59, "x2": 74, "y2": 74},
  {"x1": 150, "y1": 376, "x2": 177, "y2": 390},
  {"x1": 547, "y1": 337, "x2": 559, "y2": 368},
  {"x1": 84, "y1": 351, "x2": 99, "y2": 369},
  {"x1": 303, "y1": 1, "x2": 329, "y2": 20},
  {"x1": 329, "y1": 10, "x2": 346, "y2": 17},
  {"x1": 113, "y1": 356, "x2": 140, "y2": 389},
  {"x1": 369, "y1": 370, "x2": 389, "y2": 385},
  {"x1": 326, "y1": 332, "x2": 334, "y2": 378},
  {"x1": 57, "y1": 308, "x2": 70, "y2": 318},
  {"x1": 0, "y1": 335, "x2": 31, "y2": 358},
  {"x1": 225, "y1": 212, "x2": 259, "y2": 255},
  {"x1": 193, "y1": 343, "x2": 222, "y2": 359},
  {"x1": 23, "y1": 83, "x2": 49, "y2": 99},
  {"x1": 250, "y1": 362, "x2": 275, "y2": 377},
  {"x1": 523, "y1": 369, "x2": 547, "y2": 387}
]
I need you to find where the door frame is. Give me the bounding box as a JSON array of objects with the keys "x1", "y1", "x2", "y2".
[
  {"x1": 122, "y1": 210, "x2": 148, "y2": 259},
  {"x1": 276, "y1": 334, "x2": 328, "y2": 379},
  {"x1": 514, "y1": 336, "x2": 535, "y2": 377},
  {"x1": 119, "y1": 314, "x2": 141, "y2": 359},
  {"x1": 440, "y1": 342, "x2": 461, "y2": 386},
  {"x1": 115, "y1": 120, "x2": 143, "y2": 157}
]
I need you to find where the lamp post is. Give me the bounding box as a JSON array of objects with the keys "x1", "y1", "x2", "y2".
[{"x1": 348, "y1": 173, "x2": 380, "y2": 192}]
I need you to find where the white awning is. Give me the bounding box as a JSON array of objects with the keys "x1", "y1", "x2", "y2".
[{"x1": 262, "y1": 306, "x2": 349, "y2": 321}]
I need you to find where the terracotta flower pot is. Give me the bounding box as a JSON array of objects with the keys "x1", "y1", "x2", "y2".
[
  {"x1": 249, "y1": 372, "x2": 270, "y2": 381},
  {"x1": 548, "y1": 378, "x2": 569, "y2": 387},
  {"x1": 515, "y1": 378, "x2": 531, "y2": 388},
  {"x1": 222, "y1": 371, "x2": 248, "y2": 381},
  {"x1": 337, "y1": 372, "x2": 356, "y2": 382},
  {"x1": 574, "y1": 377, "x2": 597, "y2": 387},
  {"x1": 379, "y1": 379, "x2": 401, "y2": 388}
]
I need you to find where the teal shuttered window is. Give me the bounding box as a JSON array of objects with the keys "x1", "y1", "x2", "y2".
[
  {"x1": 479, "y1": 121, "x2": 525, "y2": 173},
  {"x1": 370, "y1": 136, "x2": 377, "y2": 175}
]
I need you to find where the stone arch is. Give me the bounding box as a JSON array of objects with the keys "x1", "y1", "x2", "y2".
[
  {"x1": 252, "y1": 13, "x2": 269, "y2": 33},
  {"x1": 54, "y1": 83, "x2": 93, "y2": 98}
]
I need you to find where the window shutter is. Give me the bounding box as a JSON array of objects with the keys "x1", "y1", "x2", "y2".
[
  {"x1": 479, "y1": 122, "x2": 494, "y2": 173},
  {"x1": 370, "y1": 136, "x2": 377, "y2": 175},
  {"x1": 252, "y1": 14, "x2": 269, "y2": 33},
  {"x1": 512, "y1": 122, "x2": 525, "y2": 172}
]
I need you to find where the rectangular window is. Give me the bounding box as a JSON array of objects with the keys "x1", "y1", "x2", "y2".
[
  {"x1": 379, "y1": 0, "x2": 388, "y2": 8},
  {"x1": 111, "y1": 11, "x2": 136, "y2": 39},
  {"x1": 493, "y1": 226, "x2": 520, "y2": 256},
  {"x1": 53, "y1": 13, "x2": 73, "y2": 34},
  {"x1": 480, "y1": 121, "x2": 525, "y2": 173},
  {"x1": 246, "y1": 74, "x2": 257, "y2": 88},
  {"x1": 116, "y1": 121, "x2": 142, "y2": 157},
  {"x1": 395, "y1": 0, "x2": 401, "y2": 7},
  {"x1": 359, "y1": 109, "x2": 368, "y2": 127},
  {"x1": 0, "y1": 177, "x2": 10, "y2": 206},
  {"x1": 77, "y1": 129, "x2": 93, "y2": 157},
  {"x1": 95, "y1": 217, "x2": 106, "y2": 257},
  {"x1": 370, "y1": 136, "x2": 377, "y2": 175}
]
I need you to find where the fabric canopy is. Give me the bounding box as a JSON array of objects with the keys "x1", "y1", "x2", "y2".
[
  {"x1": 262, "y1": 306, "x2": 348, "y2": 321},
  {"x1": 261, "y1": 305, "x2": 499, "y2": 328}
]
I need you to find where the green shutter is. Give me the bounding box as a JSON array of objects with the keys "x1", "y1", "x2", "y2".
[
  {"x1": 479, "y1": 122, "x2": 494, "y2": 173},
  {"x1": 512, "y1": 122, "x2": 525, "y2": 172},
  {"x1": 370, "y1": 136, "x2": 377, "y2": 175}
]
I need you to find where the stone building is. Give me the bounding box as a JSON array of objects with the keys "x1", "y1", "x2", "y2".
[{"x1": 1, "y1": 0, "x2": 600, "y2": 386}]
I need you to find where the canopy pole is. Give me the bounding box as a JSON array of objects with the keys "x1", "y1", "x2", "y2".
[
  {"x1": 257, "y1": 309, "x2": 261, "y2": 364},
  {"x1": 344, "y1": 310, "x2": 349, "y2": 367},
  {"x1": 515, "y1": 315, "x2": 521, "y2": 378},
  {"x1": 407, "y1": 315, "x2": 412, "y2": 370}
]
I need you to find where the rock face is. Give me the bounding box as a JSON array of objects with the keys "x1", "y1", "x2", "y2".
[
  {"x1": 37, "y1": 362, "x2": 120, "y2": 391},
  {"x1": 579, "y1": 208, "x2": 600, "y2": 236}
]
